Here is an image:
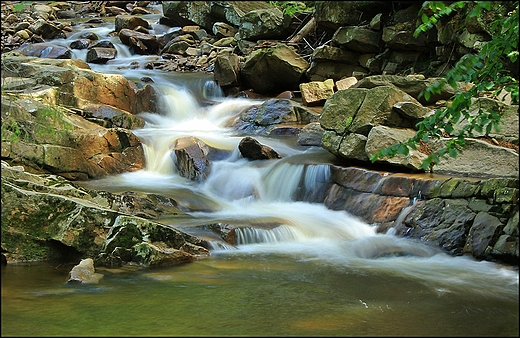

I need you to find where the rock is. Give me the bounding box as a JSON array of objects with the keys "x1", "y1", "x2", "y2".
[
  {"x1": 332, "y1": 26, "x2": 381, "y2": 54},
  {"x1": 118, "y1": 28, "x2": 159, "y2": 55},
  {"x1": 86, "y1": 47, "x2": 117, "y2": 64},
  {"x1": 311, "y1": 45, "x2": 359, "y2": 64},
  {"x1": 336, "y1": 77, "x2": 358, "y2": 91},
  {"x1": 240, "y1": 43, "x2": 309, "y2": 95},
  {"x1": 297, "y1": 122, "x2": 324, "y2": 147},
  {"x1": 393, "y1": 101, "x2": 434, "y2": 125},
  {"x1": 353, "y1": 74, "x2": 472, "y2": 105},
  {"x1": 214, "y1": 52, "x2": 240, "y2": 87},
  {"x1": 67, "y1": 258, "x2": 104, "y2": 284},
  {"x1": 114, "y1": 15, "x2": 150, "y2": 32},
  {"x1": 233, "y1": 98, "x2": 315, "y2": 135},
  {"x1": 314, "y1": 1, "x2": 389, "y2": 31},
  {"x1": 365, "y1": 126, "x2": 428, "y2": 171},
  {"x1": 31, "y1": 19, "x2": 66, "y2": 39},
  {"x1": 382, "y1": 25, "x2": 437, "y2": 52},
  {"x1": 463, "y1": 212, "x2": 503, "y2": 258},
  {"x1": 1, "y1": 96, "x2": 145, "y2": 179},
  {"x1": 172, "y1": 136, "x2": 212, "y2": 182},
  {"x1": 1, "y1": 162, "x2": 208, "y2": 265},
  {"x1": 213, "y1": 22, "x2": 238, "y2": 38},
  {"x1": 427, "y1": 138, "x2": 519, "y2": 178},
  {"x1": 238, "y1": 136, "x2": 281, "y2": 160},
  {"x1": 300, "y1": 79, "x2": 335, "y2": 106},
  {"x1": 236, "y1": 7, "x2": 286, "y2": 41},
  {"x1": 17, "y1": 43, "x2": 72, "y2": 59},
  {"x1": 306, "y1": 61, "x2": 367, "y2": 82}
]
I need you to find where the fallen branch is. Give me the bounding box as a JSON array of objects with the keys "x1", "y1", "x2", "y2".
[{"x1": 288, "y1": 17, "x2": 316, "y2": 44}]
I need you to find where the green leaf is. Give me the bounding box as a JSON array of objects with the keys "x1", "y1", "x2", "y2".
[
  {"x1": 444, "y1": 124, "x2": 454, "y2": 134},
  {"x1": 397, "y1": 143, "x2": 409, "y2": 155},
  {"x1": 424, "y1": 90, "x2": 431, "y2": 101},
  {"x1": 480, "y1": 1, "x2": 492, "y2": 10},
  {"x1": 448, "y1": 147, "x2": 458, "y2": 158},
  {"x1": 421, "y1": 158, "x2": 432, "y2": 170}
]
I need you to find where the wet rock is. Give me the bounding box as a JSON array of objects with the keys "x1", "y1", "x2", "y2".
[
  {"x1": 172, "y1": 136, "x2": 212, "y2": 182},
  {"x1": 214, "y1": 52, "x2": 240, "y2": 88},
  {"x1": 86, "y1": 47, "x2": 117, "y2": 64},
  {"x1": 234, "y1": 98, "x2": 315, "y2": 135},
  {"x1": 118, "y1": 28, "x2": 159, "y2": 55},
  {"x1": 297, "y1": 122, "x2": 324, "y2": 147},
  {"x1": 114, "y1": 15, "x2": 150, "y2": 32},
  {"x1": 238, "y1": 136, "x2": 281, "y2": 160},
  {"x1": 17, "y1": 42, "x2": 72, "y2": 59}
]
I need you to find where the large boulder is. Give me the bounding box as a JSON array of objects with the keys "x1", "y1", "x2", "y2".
[
  {"x1": 314, "y1": 1, "x2": 390, "y2": 32},
  {"x1": 214, "y1": 52, "x2": 241, "y2": 88},
  {"x1": 236, "y1": 7, "x2": 287, "y2": 41},
  {"x1": 1, "y1": 162, "x2": 209, "y2": 266},
  {"x1": 1, "y1": 97, "x2": 145, "y2": 180},
  {"x1": 427, "y1": 138, "x2": 519, "y2": 178},
  {"x1": 161, "y1": 1, "x2": 278, "y2": 33},
  {"x1": 320, "y1": 85, "x2": 422, "y2": 168},
  {"x1": 240, "y1": 43, "x2": 309, "y2": 95},
  {"x1": 233, "y1": 98, "x2": 318, "y2": 135},
  {"x1": 353, "y1": 74, "x2": 472, "y2": 105},
  {"x1": 1, "y1": 53, "x2": 157, "y2": 114}
]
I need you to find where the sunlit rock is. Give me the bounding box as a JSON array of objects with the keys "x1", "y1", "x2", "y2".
[{"x1": 67, "y1": 258, "x2": 104, "y2": 284}]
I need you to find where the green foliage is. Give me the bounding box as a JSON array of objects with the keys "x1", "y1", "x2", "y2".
[
  {"x1": 13, "y1": 1, "x2": 31, "y2": 13},
  {"x1": 371, "y1": 1, "x2": 519, "y2": 171},
  {"x1": 269, "y1": 1, "x2": 314, "y2": 16}
]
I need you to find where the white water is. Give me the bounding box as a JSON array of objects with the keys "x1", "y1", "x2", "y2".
[
  {"x1": 61, "y1": 10, "x2": 517, "y2": 301},
  {"x1": 78, "y1": 77, "x2": 518, "y2": 299}
]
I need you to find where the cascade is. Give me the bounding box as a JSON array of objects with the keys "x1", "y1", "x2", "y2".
[
  {"x1": 3, "y1": 5, "x2": 517, "y2": 336},
  {"x1": 59, "y1": 7, "x2": 517, "y2": 299}
]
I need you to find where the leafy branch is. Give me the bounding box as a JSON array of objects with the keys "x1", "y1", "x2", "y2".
[{"x1": 370, "y1": 1, "x2": 519, "y2": 171}]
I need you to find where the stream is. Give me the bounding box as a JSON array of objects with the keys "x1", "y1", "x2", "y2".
[{"x1": 1, "y1": 4, "x2": 518, "y2": 336}]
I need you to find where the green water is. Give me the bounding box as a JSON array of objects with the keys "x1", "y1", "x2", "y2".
[{"x1": 2, "y1": 251, "x2": 518, "y2": 337}]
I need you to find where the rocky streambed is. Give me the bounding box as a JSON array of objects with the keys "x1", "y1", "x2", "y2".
[{"x1": 1, "y1": 1, "x2": 518, "y2": 268}]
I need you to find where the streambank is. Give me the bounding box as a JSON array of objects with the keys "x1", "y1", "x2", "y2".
[{"x1": 1, "y1": 1, "x2": 518, "y2": 267}]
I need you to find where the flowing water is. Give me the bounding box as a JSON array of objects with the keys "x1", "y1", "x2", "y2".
[{"x1": 1, "y1": 5, "x2": 518, "y2": 336}]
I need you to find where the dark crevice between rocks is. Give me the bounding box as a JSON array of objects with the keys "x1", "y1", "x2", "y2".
[{"x1": 46, "y1": 239, "x2": 85, "y2": 264}]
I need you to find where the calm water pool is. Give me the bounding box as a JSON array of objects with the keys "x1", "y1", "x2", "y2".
[{"x1": 2, "y1": 248, "x2": 518, "y2": 337}]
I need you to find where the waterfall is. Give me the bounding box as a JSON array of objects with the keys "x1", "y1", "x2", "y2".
[
  {"x1": 259, "y1": 161, "x2": 305, "y2": 202},
  {"x1": 61, "y1": 9, "x2": 517, "y2": 306},
  {"x1": 235, "y1": 225, "x2": 303, "y2": 244}
]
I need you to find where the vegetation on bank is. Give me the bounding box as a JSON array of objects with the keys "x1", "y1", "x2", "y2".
[
  {"x1": 371, "y1": 1, "x2": 519, "y2": 171},
  {"x1": 1, "y1": 1, "x2": 518, "y2": 173}
]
